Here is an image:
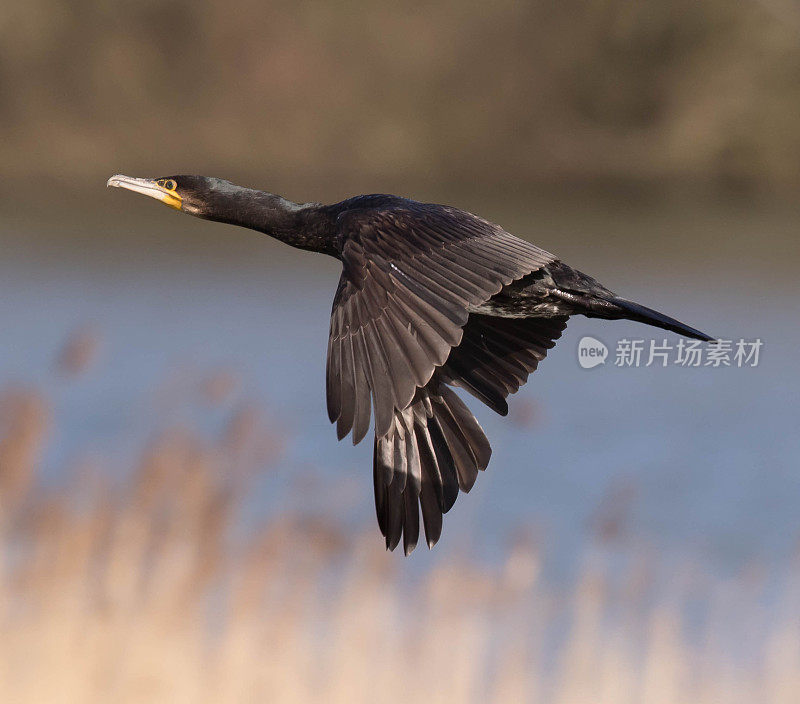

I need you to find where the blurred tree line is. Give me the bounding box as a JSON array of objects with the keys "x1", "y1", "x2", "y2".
[{"x1": 2, "y1": 0, "x2": 800, "y2": 195}]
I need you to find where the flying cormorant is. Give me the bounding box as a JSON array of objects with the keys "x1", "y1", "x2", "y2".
[{"x1": 107, "y1": 174, "x2": 713, "y2": 554}]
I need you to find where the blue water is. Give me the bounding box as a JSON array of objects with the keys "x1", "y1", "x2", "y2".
[{"x1": 1, "y1": 206, "x2": 797, "y2": 576}]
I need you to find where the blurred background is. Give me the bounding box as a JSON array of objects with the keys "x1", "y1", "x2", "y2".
[{"x1": 1, "y1": 1, "x2": 799, "y2": 701}]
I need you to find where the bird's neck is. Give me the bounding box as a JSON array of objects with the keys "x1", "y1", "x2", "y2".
[{"x1": 200, "y1": 187, "x2": 337, "y2": 255}]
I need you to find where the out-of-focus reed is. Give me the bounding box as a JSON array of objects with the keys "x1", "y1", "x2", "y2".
[{"x1": 0, "y1": 377, "x2": 798, "y2": 703}]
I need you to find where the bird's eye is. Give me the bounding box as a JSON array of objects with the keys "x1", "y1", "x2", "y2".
[{"x1": 164, "y1": 179, "x2": 177, "y2": 191}]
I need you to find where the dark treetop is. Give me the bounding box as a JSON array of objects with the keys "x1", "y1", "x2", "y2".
[{"x1": 108, "y1": 174, "x2": 714, "y2": 555}]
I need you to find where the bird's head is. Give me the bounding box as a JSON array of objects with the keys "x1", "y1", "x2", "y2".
[
  {"x1": 106, "y1": 174, "x2": 221, "y2": 216},
  {"x1": 107, "y1": 173, "x2": 314, "y2": 243}
]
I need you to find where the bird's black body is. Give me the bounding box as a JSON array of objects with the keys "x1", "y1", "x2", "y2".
[{"x1": 108, "y1": 175, "x2": 714, "y2": 555}]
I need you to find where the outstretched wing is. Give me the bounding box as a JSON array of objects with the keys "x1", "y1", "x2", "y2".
[{"x1": 326, "y1": 202, "x2": 555, "y2": 444}]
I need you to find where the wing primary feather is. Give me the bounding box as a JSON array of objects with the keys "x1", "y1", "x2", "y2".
[
  {"x1": 440, "y1": 389, "x2": 492, "y2": 470},
  {"x1": 361, "y1": 320, "x2": 395, "y2": 438},
  {"x1": 397, "y1": 409, "x2": 420, "y2": 496},
  {"x1": 335, "y1": 325, "x2": 356, "y2": 439},
  {"x1": 419, "y1": 478, "x2": 443, "y2": 549},
  {"x1": 373, "y1": 437, "x2": 389, "y2": 537},
  {"x1": 392, "y1": 415, "x2": 408, "y2": 494},
  {"x1": 350, "y1": 329, "x2": 373, "y2": 444},
  {"x1": 435, "y1": 406, "x2": 480, "y2": 492},
  {"x1": 426, "y1": 417, "x2": 459, "y2": 512},
  {"x1": 402, "y1": 485, "x2": 420, "y2": 555},
  {"x1": 414, "y1": 419, "x2": 445, "y2": 512},
  {"x1": 325, "y1": 328, "x2": 341, "y2": 423},
  {"x1": 384, "y1": 473, "x2": 404, "y2": 551}
]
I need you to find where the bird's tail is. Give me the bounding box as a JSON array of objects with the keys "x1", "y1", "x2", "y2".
[
  {"x1": 601, "y1": 296, "x2": 714, "y2": 342},
  {"x1": 547, "y1": 262, "x2": 713, "y2": 342}
]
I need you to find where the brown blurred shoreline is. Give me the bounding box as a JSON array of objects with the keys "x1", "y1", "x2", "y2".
[{"x1": 4, "y1": 1, "x2": 800, "y2": 199}]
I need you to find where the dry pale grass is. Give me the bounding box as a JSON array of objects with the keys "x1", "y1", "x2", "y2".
[{"x1": 0, "y1": 383, "x2": 798, "y2": 704}]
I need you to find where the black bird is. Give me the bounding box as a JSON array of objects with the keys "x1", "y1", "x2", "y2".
[{"x1": 107, "y1": 174, "x2": 713, "y2": 554}]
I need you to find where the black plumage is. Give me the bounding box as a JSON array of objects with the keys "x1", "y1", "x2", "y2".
[{"x1": 108, "y1": 174, "x2": 714, "y2": 554}]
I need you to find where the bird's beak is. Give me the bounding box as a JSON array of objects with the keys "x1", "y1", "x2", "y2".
[{"x1": 106, "y1": 174, "x2": 182, "y2": 210}]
